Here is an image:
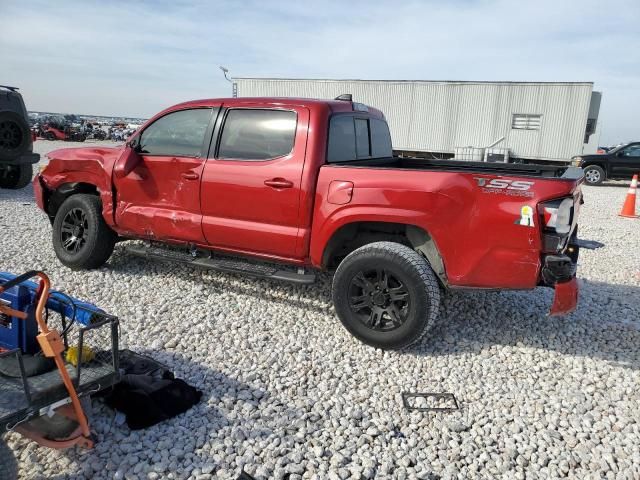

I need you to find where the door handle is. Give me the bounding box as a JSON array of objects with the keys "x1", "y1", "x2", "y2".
[
  {"x1": 181, "y1": 172, "x2": 200, "y2": 180},
  {"x1": 264, "y1": 178, "x2": 294, "y2": 189}
]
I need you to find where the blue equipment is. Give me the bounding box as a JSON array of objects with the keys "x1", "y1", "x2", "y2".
[
  {"x1": 0, "y1": 284, "x2": 38, "y2": 354},
  {"x1": 0, "y1": 272, "x2": 103, "y2": 353}
]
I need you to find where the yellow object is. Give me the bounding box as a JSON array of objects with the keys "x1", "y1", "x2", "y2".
[{"x1": 65, "y1": 346, "x2": 95, "y2": 367}]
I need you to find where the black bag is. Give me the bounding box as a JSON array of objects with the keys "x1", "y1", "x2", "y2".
[{"x1": 105, "y1": 355, "x2": 202, "y2": 430}]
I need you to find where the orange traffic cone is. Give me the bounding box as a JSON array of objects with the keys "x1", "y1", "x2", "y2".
[{"x1": 619, "y1": 174, "x2": 639, "y2": 218}]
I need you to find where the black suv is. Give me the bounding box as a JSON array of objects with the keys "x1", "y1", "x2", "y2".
[
  {"x1": 0, "y1": 85, "x2": 39, "y2": 189},
  {"x1": 573, "y1": 143, "x2": 640, "y2": 185}
]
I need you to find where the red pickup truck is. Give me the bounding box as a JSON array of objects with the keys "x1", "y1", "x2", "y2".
[{"x1": 34, "y1": 96, "x2": 593, "y2": 349}]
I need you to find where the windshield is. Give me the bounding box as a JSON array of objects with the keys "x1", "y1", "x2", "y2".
[{"x1": 607, "y1": 143, "x2": 630, "y2": 154}]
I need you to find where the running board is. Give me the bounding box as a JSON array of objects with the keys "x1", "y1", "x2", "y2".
[{"x1": 126, "y1": 245, "x2": 316, "y2": 285}]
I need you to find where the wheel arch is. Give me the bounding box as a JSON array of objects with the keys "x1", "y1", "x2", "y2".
[
  {"x1": 47, "y1": 182, "x2": 100, "y2": 220},
  {"x1": 320, "y1": 220, "x2": 448, "y2": 286}
]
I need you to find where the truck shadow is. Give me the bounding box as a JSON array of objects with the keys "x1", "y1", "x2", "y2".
[
  {"x1": 412, "y1": 280, "x2": 640, "y2": 370},
  {"x1": 110, "y1": 251, "x2": 640, "y2": 370}
]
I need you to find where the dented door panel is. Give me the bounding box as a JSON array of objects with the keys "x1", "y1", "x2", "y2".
[{"x1": 114, "y1": 155, "x2": 206, "y2": 243}]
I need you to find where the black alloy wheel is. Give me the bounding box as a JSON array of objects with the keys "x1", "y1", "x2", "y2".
[
  {"x1": 332, "y1": 241, "x2": 441, "y2": 350},
  {"x1": 60, "y1": 208, "x2": 89, "y2": 254},
  {"x1": 52, "y1": 194, "x2": 117, "y2": 270},
  {"x1": 349, "y1": 268, "x2": 411, "y2": 331}
]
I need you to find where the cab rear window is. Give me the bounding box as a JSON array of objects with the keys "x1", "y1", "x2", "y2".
[{"x1": 327, "y1": 115, "x2": 392, "y2": 163}]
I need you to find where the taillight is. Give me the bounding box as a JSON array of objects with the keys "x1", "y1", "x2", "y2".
[{"x1": 539, "y1": 197, "x2": 576, "y2": 252}]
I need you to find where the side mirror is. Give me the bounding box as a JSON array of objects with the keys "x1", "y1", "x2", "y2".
[
  {"x1": 126, "y1": 137, "x2": 141, "y2": 152},
  {"x1": 114, "y1": 148, "x2": 142, "y2": 179}
]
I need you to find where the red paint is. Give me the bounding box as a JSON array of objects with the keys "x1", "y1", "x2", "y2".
[
  {"x1": 35, "y1": 97, "x2": 583, "y2": 299},
  {"x1": 200, "y1": 101, "x2": 310, "y2": 258},
  {"x1": 327, "y1": 181, "x2": 354, "y2": 205}
]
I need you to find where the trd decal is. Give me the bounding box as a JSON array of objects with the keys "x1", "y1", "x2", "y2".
[{"x1": 474, "y1": 177, "x2": 535, "y2": 197}]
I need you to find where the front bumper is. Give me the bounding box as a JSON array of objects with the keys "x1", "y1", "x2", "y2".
[{"x1": 33, "y1": 174, "x2": 46, "y2": 212}]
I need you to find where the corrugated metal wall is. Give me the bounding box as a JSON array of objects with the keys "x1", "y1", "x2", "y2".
[{"x1": 235, "y1": 79, "x2": 594, "y2": 161}]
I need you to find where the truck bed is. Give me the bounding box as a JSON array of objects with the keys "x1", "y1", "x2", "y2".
[{"x1": 329, "y1": 157, "x2": 583, "y2": 180}]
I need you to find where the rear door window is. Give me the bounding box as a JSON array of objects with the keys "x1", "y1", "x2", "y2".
[
  {"x1": 217, "y1": 109, "x2": 297, "y2": 160},
  {"x1": 355, "y1": 118, "x2": 370, "y2": 157},
  {"x1": 139, "y1": 108, "x2": 213, "y2": 157},
  {"x1": 327, "y1": 115, "x2": 393, "y2": 163},
  {"x1": 370, "y1": 118, "x2": 393, "y2": 158},
  {"x1": 327, "y1": 115, "x2": 357, "y2": 162}
]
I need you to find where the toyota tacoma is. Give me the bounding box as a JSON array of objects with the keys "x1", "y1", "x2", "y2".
[{"x1": 34, "y1": 96, "x2": 594, "y2": 349}]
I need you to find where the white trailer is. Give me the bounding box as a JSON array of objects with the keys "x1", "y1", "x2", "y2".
[{"x1": 234, "y1": 78, "x2": 602, "y2": 163}]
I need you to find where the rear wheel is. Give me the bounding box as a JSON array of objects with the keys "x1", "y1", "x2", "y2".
[
  {"x1": 332, "y1": 241, "x2": 441, "y2": 350},
  {"x1": 0, "y1": 164, "x2": 32, "y2": 189},
  {"x1": 52, "y1": 194, "x2": 117, "y2": 269},
  {"x1": 583, "y1": 165, "x2": 605, "y2": 185}
]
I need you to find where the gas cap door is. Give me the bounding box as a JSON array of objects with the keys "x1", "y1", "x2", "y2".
[{"x1": 328, "y1": 180, "x2": 354, "y2": 205}]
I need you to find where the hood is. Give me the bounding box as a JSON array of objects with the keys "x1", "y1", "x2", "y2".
[
  {"x1": 580, "y1": 153, "x2": 611, "y2": 161},
  {"x1": 46, "y1": 146, "x2": 124, "y2": 164},
  {"x1": 42, "y1": 145, "x2": 125, "y2": 185}
]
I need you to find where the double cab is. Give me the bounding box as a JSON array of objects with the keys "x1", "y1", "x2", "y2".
[{"x1": 35, "y1": 96, "x2": 593, "y2": 349}]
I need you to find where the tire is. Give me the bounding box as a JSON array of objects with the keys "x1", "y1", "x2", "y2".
[
  {"x1": 52, "y1": 194, "x2": 117, "y2": 270},
  {"x1": 0, "y1": 437, "x2": 17, "y2": 480},
  {"x1": 45, "y1": 131, "x2": 56, "y2": 140},
  {"x1": 0, "y1": 163, "x2": 33, "y2": 189},
  {"x1": 583, "y1": 165, "x2": 605, "y2": 185},
  {"x1": 0, "y1": 111, "x2": 30, "y2": 161},
  {"x1": 332, "y1": 241, "x2": 441, "y2": 350}
]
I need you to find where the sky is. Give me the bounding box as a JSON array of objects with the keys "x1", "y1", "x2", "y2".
[{"x1": 1, "y1": 0, "x2": 638, "y2": 144}]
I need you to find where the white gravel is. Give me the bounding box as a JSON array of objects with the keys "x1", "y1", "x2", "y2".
[{"x1": 1, "y1": 140, "x2": 639, "y2": 479}]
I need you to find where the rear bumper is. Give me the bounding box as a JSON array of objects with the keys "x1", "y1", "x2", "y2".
[
  {"x1": 549, "y1": 277, "x2": 579, "y2": 316},
  {"x1": 542, "y1": 253, "x2": 579, "y2": 316},
  {"x1": 542, "y1": 237, "x2": 602, "y2": 316}
]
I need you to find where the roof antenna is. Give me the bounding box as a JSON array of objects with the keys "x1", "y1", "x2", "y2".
[{"x1": 334, "y1": 94, "x2": 352, "y2": 101}]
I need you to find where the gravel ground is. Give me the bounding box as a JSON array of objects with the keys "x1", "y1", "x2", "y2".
[{"x1": 1, "y1": 140, "x2": 639, "y2": 479}]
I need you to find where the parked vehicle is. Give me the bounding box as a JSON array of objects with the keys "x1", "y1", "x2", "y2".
[
  {"x1": 572, "y1": 142, "x2": 640, "y2": 185},
  {"x1": 41, "y1": 123, "x2": 86, "y2": 142},
  {"x1": 0, "y1": 85, "x2": 39, "y2": 189},
  {"x1": 90, "y1": 128, "x2": 107, "y2": 140},
  {"x1": 35, "y1": 97, "x2": 594, "y2": 349}
]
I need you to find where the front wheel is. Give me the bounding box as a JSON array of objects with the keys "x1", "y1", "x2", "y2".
[
  {"x1": 52, "y1": 194, "x2": 117, "y2": 270},
  {"x1": 0, "y1": 164, "x2": 32, "y2": 189},
  {"x1": 332, "y1": 241, "x2": 441, "y2": 350},
  {"x1": 583, "y1": 165, "x2": 605, "y2": 185}
]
